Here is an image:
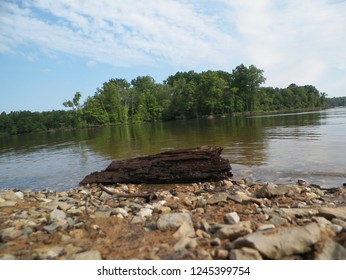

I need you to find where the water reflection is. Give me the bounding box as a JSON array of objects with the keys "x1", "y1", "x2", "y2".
[{"x1": 0, "y1": 108, "x2": 345, "y2": 190}]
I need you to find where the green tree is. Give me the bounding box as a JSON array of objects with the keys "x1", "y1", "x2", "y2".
[{"x1": 231, "y1": 64, "x2": 266, "y2": 111}]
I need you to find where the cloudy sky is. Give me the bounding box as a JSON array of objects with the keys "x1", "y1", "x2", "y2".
[{"x1": 1, "y1": 0, "x2": 345, "y2": 112}]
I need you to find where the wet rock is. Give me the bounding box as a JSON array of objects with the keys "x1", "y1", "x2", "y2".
[
  {"x1": 232, "y1": 223, "x2": 321, "y2": 259},
  {"x1": 318, "y1": 207, "x2": 346, "y2": 221},
  {"x1": 229, "y1": 247, "x2": 263, "y2": 260},
  {"x1": 315, "y1": 239, "x2": 346, "y2": 260},
  {"x1": 214, "y1": 221, "x2": 252, "y2": 241},
  {"x1": 207, "y1": 192, "x2": 230, "y2": 204},
  {"x1": 70, "y1": 250, "x2": 102, "y2": 260},
  {"x1": 224, "y1": 212, "x2": 240, "y2": 225}
]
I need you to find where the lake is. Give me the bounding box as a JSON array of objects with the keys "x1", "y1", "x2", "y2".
[{"x1": 1, "y1": 107, "x2": 345, "y2": 191}]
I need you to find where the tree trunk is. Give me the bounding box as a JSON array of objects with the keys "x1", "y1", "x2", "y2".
[{"x1": 80, "y1": 146, "x2": 232, "y2": 185}]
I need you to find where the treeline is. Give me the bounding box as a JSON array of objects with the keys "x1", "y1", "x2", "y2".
[
  {"x1": 326, "y1": 96, "x2": 346, "y2": 106},
  {"x1": 1, "y1": 64, "x2": 328, "y2": 135}
]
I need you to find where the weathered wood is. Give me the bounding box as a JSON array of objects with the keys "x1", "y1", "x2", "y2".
[{"x1": 80, "y1": 146, "x2": 232, "y2": 185}]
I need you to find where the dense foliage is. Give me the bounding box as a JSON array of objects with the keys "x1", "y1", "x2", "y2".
[
  {"x1": 1, "y1": 64, "x2": 329, "y2": 135},
  {"x1": 326, "y1": 96, "x2": 346, "y2": 106}
]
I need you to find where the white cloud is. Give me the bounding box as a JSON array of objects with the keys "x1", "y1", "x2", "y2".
[
  {"x1": 1, "y1": 0, "x2": 346, "y2": 96},
  {"x1": 0, "y1": 0, "x2": 238, "y2": 69},
  {"x1": 221, "y1": 0, "x2": 346, "y2": 93}
]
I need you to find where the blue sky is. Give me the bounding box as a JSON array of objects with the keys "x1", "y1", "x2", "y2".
[{"x1": 1, "y1": 0, "x2": 346, "y2": 113}]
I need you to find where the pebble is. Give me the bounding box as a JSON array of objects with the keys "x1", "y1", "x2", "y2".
[
  {"x1": 0, "y1": 227, "x2": 22, "y2": 241},
  {"x1": 70, "y1": 250, "x2": 102, "y2": 260},
  {"x1": 256, "y1": 224, "x2": 276, "y2": 231},
  {"x1": 174, "y1": 237, "x2": 197, "y2": 251},
  {"x1": 207, "y1": 192, "x2": 229, "y2": 204},
  {"x1": 229, "y1": 247, "x2": 263, "y2": 260},
  {"x1": 224, "y1": 212, "x2": 240, "y2": 225},
  {"x1": 50, "y1": 209, "x2": 66, "y2": 220},
  {"x1": 0, "y1": 177, "x2": 345, "y2": 260},
  {"x1": 214, "y1": 221, "x2": 252, "y2": 240}
]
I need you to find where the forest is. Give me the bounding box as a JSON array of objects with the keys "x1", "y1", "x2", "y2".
[{"x1": 0, "y1": 64, "x2": 330, "y2": 135}]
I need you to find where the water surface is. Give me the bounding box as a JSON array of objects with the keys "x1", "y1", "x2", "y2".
[{"x1": 1, "y1": 107, "x2": 345, "y2": 191}]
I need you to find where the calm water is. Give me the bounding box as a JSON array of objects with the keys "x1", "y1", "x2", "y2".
[{"x1": 1, "y1": 107, "x2": 346, "y2": 191}]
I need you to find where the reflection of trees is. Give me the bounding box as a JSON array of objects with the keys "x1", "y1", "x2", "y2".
[
  {"x1": 0, "y1": 110, "x2": 324, "y2": 169},
  {"x1": 84, "y1": 116, "x2": 270, "y2": 166}
]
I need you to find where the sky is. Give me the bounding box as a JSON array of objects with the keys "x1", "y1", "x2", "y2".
[{"x1": 1, "y1": 0, "x2": 346, "y2": 113}]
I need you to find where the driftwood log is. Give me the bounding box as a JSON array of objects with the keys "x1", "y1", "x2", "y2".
[{"x1": 80, "y1": 146, "x2": 232, "y2": 185}]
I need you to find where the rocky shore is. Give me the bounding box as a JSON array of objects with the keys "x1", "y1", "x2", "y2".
[{"x1": 1, "y1": 178, "x2": 346, "y2": 260}]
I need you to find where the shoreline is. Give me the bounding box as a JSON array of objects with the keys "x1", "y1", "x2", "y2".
[{"x1": 1, "y1": 178, "x2": 346, "y2": 260}]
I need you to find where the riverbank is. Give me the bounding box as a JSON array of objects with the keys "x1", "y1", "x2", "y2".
[{"x1": 1, "y1": 178, "x2": 346, "y2": 260}]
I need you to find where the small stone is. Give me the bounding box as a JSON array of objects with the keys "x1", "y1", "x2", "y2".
[
  {"x1": 70, "y1": 250, "x2": 102, "y2": 260},
  {"x1": 193, "y1": 207, "x2": 204, "y2": 215},
  {"x1": 315, "y1": 239, "x2": 346, "y2": 260},
  {"x1": 69, "y1": 229, "x2": 85, "y2": 239},
  {"x1": 157, "y1": 213, "x2": 193, "y2": 229},
  {"x1": 35, "y1": 246, "x2": 64, "y2": 260},
  {"x1": 214, "y1": 221, "x2": 252, "y2": 240},
  {"x1": 197, "y1": 249, "x2": 212, "y2": 260},
  {"x1": 223, "y1": 180, "x2": 234, "y2": 188},
  {"x1": 50, "y1": 209, "x2": 66, "y2": 220},
  {"x1": 94, "y1": 208, "x2": 112, "y2": 218},
  {"x1": 131, "y1": 216, "x2": 145, "y2": 224},
  {"x1": 0, "y1": 227, "x2": 22, "y2": 241},
  {"x1": 298, "y1": 178, "x2": 309, "y2": 186},
  {"x1": 224, "y1": 212, "x2": 240, "y2": 225},
  {"x1": 210, "y1": 237, "x2": 222, "y2": 246},
  {"x1": 159, "y1": 206, "x2": 172, "y2": 214},
  {"x1": 174, "y1": 237, "x2": 197, "y2": 251},
  {"x1": 328, "y1": 224, "x2": 343, "y2": 234},
  {"x1": 207, "y1": 192, "x2": 229, "y2": 204},
  {"x1": 43, "y1": 223, "x2": 61, "y2": 234},
  {"x1": 113, "y1": 207, "x2": 128, "y2": 217},
  {"x1": 229, "y1": 247, "x2": 263, "y2": 260},
  {"x1": 14, "y1": 191, "x2": 24, "y2": 200},
  {"x1": 319, "y1": 207, "x2": 346, "y2": 221},
  {"x1": 331, "y1": 218, "x2": 346, "y2": 230},
  {"x1": 67, "y1": 208, "x2": 83, "y2": 216},
  {"x1": 173, "y1": 222, "x2": 195, "y2": 239},
  {"x1": 269, "y1": 215, "x2": 288, "y2": 225},
  {"x1": 213, "y1": 249, "x2": 229, "y2": 259},
  {"x1": 232, "y1": 223, "x2": 321, "y2": 259},
  {"x1": 0, "y1": 254, "x2": 15, "y2": 260},
  {"x1": 257, "y1": 224, "x2": 276, "y2": 231},
  {"x1": 0, "y1": 190, "x2": 21, "y2": 201},
  {"x1": 196, "y1": 229, "x2": 210, "y2": 238},
  {"x1": 137, "y1": 208, "x2": 153, "y2": 218}
]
